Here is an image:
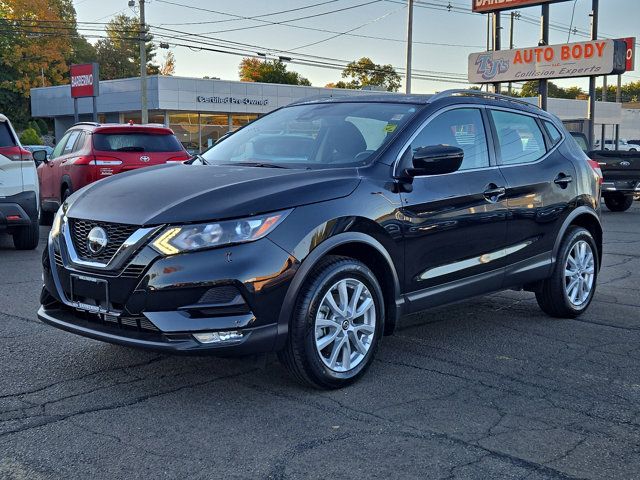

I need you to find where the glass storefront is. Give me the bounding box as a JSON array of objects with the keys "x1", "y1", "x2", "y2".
[{"x1": 121, "y1": 111, "x2": 260, "y2": 153}]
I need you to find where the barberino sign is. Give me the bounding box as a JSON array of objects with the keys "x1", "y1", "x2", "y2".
[
  {"x1": 468, "y1": 39, "x2": 627, "y2": 83},
  {"x1": 70, "y1": 63, "x2": 99, "y2": 98},
  {"x1": 472, "y1": 0, "x2": 571, "y2": 13}
]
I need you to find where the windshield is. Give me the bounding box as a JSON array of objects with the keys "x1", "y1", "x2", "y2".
[{"x1": 200, "y1": 102, "x2": 419, "y2": 168}]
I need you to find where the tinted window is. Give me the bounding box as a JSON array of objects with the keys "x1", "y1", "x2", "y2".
[
  {"x1": 93, "y1": 133, "x2": 184, "y2": 152},
  {"x1": 570, "y1": 133, "x2": 589, "y2": 153},
  {"x1": 491, "y1": 110, "x2": 546, "y2": 165},
  {"x1": 544, "y1": 121, "x2": 562, "y2": 146},
  {"x1": 201, "y1": 102, "x2": 418, "y2": 168},
  {"x1": 410, "y1": 108, "x2": 489, "y2": 170},
  {"x1": 51, "y1": 131, "x2": 72, "y2": 159},
  {"x1": 0, "y1": 122, "x2": 16, "y2": 148}
]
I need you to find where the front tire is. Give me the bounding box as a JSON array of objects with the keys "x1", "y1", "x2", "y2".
[
  {"x1": 278, "y1": 255, "x2": 384, "y2": 389},
  {"x1": 536, "y1": 227, "x2": 598, "y2": 318},
  {"x1": 604, "y1": 193, "x2": 634, "y2": 212}
]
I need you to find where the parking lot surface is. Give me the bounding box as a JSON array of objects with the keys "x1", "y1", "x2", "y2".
[{"x1": 0, "y1": 204, "x2": 639, "y2": 479}]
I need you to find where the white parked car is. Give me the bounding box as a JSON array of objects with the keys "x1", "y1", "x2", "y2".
[
  {"x1": 0, "y1": 114, "x2": 40, "y2": 249},
  {"x1": 594, "y1": 139, "x2": 640, "y2": 151}
]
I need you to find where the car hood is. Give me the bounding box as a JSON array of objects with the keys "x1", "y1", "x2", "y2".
[{"x1": 66, "y1": 164, "x2": 360, "y2": 225}]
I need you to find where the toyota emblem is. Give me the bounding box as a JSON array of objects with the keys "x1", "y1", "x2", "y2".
[
  {"x1": 87, "y1": 227, "x2": 108, "y2": 255},
  {"x1": 140, "y1": 155, "x2": 150, "y2": 162}
]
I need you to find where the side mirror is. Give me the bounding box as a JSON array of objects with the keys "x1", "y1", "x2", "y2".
[
  {"x1": 32, "y1": 149, "x2": 48, "y2": 164},
  {"x1": 405, "y1": 145, "x2": 464, "y2": 177}
]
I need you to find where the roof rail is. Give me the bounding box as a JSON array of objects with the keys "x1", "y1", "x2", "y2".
[
  {"x1": 72, "y1": 121, "x2": 101, "y2": 127},
  {"x1": 429, "y1": 89, "x2": 540, "y2": 110}
]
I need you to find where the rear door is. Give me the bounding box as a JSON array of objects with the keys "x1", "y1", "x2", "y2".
[
  {"x1": 91, "y1": 130, "x2": 188, "y2": 176},
  {"x1": 398, "y1": 107, "x2": 510, "y2": 311},
  {"x1": 489, "y1": 109, "x2": 577, "y2": 285},
  {"x1": 0, "y1": 119, "x2": 24, "y2": 197}
]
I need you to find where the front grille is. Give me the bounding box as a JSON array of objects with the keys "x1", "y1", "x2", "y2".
[
  {"x1": 53, "y1": 250, "x2": 63, "y2": 267},
  {"x1": 70, "y1": 219, "x2": 138, "y2": 264},
  {"x1": 121, "y1": 264, "x2": 147, "y2": 279}
]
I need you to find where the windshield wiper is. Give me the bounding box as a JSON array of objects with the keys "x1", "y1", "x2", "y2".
[
  {"x1": 233, "y1": 161, "x2": 289, "y2": 169},
  {"x1": 186, "y1": 154, "x2": 208, "y2": 165}
]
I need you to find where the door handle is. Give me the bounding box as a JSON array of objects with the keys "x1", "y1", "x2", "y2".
[
  {"x1": 554, "y1": 174, "x2": 573, "y2": 187},
  {"x1": 483, "y1": 185, "x2": 506, "y2": 202}
]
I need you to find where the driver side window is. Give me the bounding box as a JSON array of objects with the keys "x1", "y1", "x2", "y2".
[{"x1": 410, "y1": 108, "x2": 490, "y2": 171}]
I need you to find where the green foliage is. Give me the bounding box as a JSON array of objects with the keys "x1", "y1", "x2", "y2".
[
  {"x1": 27, "y1": 121, "x2": 41, "y2": 135},
  {"x1": 19, "y1": 128, "x2": 43, "y2": 145},
  {"x1": 336, "y1": 57, "x2": 401, "y2": 92},
  {"x1": 36, "y1": 118, "x2": 48, "y2": 134},
  {"x1": 96, "y1": 14, "x2": 159, "y2": 80},
  {"x1": 0, "y1": 89, "x2": 30, "y2": 129},
  {"x1": 239, "y1": 58, "x2": 311, "y2": 86},
  {"x1": 517, "y1": 81, "x2": 585, "y2": 99}
]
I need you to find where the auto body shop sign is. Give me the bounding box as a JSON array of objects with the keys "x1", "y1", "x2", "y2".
[
  {"x1": 468, "y1": 39, "x2": 625, "y2": 83},
  {"x1": 472, "y1": 0, "x2": 570, "y2": 13}
]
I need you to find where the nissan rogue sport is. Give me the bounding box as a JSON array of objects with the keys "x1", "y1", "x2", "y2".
[{"x1": 39, "y1": 91, "x2": 603, "y2": 389}]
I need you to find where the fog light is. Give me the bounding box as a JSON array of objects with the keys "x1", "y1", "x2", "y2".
[{"x1": 193, "y1": 330, "x2": 243, "y2": 344}]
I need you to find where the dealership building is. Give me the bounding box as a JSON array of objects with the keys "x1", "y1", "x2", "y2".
[{"x1": 30, "y1": 75, "x2": 373, "y2": 152}]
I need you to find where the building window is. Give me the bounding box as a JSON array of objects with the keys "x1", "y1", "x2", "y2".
[
  {"x1": 200, "y1": 114, "x2": 229, "y2": 150},
  {"x1": 169, "y1": 112, "x2": 200, "y2": 154},
  {"x1": 123, "y1": 111, "x2": 166, "y2": 125},
  {"x1": 231, "y1": 114, "x2": 259, "y2": 131}
]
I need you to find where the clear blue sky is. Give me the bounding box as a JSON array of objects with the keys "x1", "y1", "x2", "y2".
[{"x1": 74, "y1": 0, "x2": 640, "y2": 93}]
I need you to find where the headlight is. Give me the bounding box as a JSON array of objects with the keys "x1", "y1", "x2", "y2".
[
  {"x1": 152, "y1": 210, "x2": 291, "y2": 255},
  {"x1": 49, "y1": 208, "x2": 64, "y2": 242}
]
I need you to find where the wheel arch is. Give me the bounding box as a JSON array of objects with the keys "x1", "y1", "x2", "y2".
[
  {"x1": 275, "y1": 232, "x2": 403, "y2": 350},
  {"x1": 60, "y1": 175, "x2": 73, "y2": 198},
  {"x1": 553, "y1": 207, "x2": 603, "y2": 269}
]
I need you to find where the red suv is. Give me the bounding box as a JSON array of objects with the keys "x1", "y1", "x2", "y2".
[{"x1": 37, "y1": 122, "x2": 189, "y2": 223}]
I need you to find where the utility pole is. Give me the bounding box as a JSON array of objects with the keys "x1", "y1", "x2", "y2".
[
  {"x1": 139, "y1": 0, "x2": 148, "y2": 124},
  {"x1": 405, "y1": 0, "x2": 413, "y2": 94},
  {"x1": 601, "y1": 76, "x2": 607, "y2": 147},
  {"x1": 539, "y1": 4, "x2": 549, "y2": 110},
  {"x1": 508, "y1": 12, "x2": 515, "y2": 95},
  {"x1": 492, "y1": 12, "x2": 501, "y2": 94},
  {"x1": 615, "y1": 73, "x2": 622, "y2": 149},
  {"x1": 587, "y1": 0, "x2": 599, "y2": 150}
]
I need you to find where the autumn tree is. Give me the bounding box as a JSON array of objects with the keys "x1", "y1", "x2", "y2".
[
  {"x1": 518, "y1": 80, "x2": 586, "y2": 99},
  {"x1": 159, "y1": 51, "x2": 176, "y2": 76},
  {"x1": 238, "y1": 58, "x2": 311, "y2": 86},
  {"x1": 331, "y1": 57, "x2": 401, "y2": 92},
  {"x1": 95, "y1": 14, "x2": 159, "y2": 80}
]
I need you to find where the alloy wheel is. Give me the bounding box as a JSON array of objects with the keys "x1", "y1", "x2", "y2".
[
  {"x1": 564, "y1": 240, "x2": 595, "y2": 307},
  {"x1": 314, "y1": 278, "x2": 376, "y2": 372}
]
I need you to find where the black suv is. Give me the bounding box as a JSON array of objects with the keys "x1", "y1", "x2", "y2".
[{"x1": 39, "y1": 90, "x2": 603, "y2": 389}]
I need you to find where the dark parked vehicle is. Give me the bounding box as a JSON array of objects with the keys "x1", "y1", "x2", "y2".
[
  {"x1": 35, "y1": 122, "x2": 190, "y2": 224},
  {"x1": 590, "y1": 150, "x2": 640, "y2": 211},
  {"x1": 39, "y1": 91, "x2": 603, "y2": 389}
]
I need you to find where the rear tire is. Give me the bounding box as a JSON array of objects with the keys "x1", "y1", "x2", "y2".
[
  {"x1": 536, "y1": 227, "x2": 598, "y2": 318},
  {"x1": 278, "y1": 255, "x2": 384, "y2": 389},
  {"x1": 604, "y1": 193, "x2": 634, "y2": 212},
  {"x1": 13, "y1": 221, "x2": 40, "y2": 250}
]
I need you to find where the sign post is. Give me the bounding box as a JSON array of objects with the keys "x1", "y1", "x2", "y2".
[
  {"x1": 70, "y1": 63, "x2": 100, "y2": 123},
  {"x1": 587, "y1": 0, "x2": 599, "y2": 150}
]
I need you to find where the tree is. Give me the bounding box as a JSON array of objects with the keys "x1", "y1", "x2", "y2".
[
  {"x1": 518, "y1": 80, "x2": 585, "y2": 99},
  {"x1": 0, "y1": 0, "x2": 72, "y2": 96},
  {"x1": 19, "y1": 128, "x2": 43, "y2": 145},
  {"x1": 333, "y1": 57, "x2": 401, "y2": 92},
  {"x1": 159, "y1": 51, "x2": 176, "y2": 76},
  {"x1": 238, "y1": 58, "x2": 311, "y2": 86},
  {"x1": 95, "y1": 14, "x2": 158, "y2": 80}
]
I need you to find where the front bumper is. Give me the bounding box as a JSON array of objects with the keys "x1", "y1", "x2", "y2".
[{"x1": 41, "y1": 225, "x2": 299, "y2": 355}]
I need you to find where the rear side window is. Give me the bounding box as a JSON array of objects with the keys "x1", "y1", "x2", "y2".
[
  {"x1": 491, "y1": 110, "x2": 547, "y2": 165},
  {"x1": 544, "y1": 121, "x2": 563, "y2": 146},
  {"x1": 0, "y1": 122, "x2": 16, "y2": 147},
  {"x1": 93, "y1": 133, "x2": 183, "y2": 152},
  {"x1": 63, "y1": 131, "x2": 81, "y2": 154},
  {"x1": 410, "y1": 108, "x2": 490, "y2": 170}
]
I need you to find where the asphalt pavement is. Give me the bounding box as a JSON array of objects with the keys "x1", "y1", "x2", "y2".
[{"x1": 0, "y1": 204, "x2": 639, "y2": 479}]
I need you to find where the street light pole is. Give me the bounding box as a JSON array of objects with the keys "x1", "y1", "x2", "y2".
[
  {"x1": 405, "y1": 0, "x2": 413, "y2": 94},
  {"x1": 139, "y1": 0, "x2": 148, "y2": 124},
  {"x1": 587, "y1": 0, "x2": 599, "y2": 150}
]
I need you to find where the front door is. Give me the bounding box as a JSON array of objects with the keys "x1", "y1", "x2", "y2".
[{"x1": 398, "y1": 107, "x2": 510, "y2": 311}]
